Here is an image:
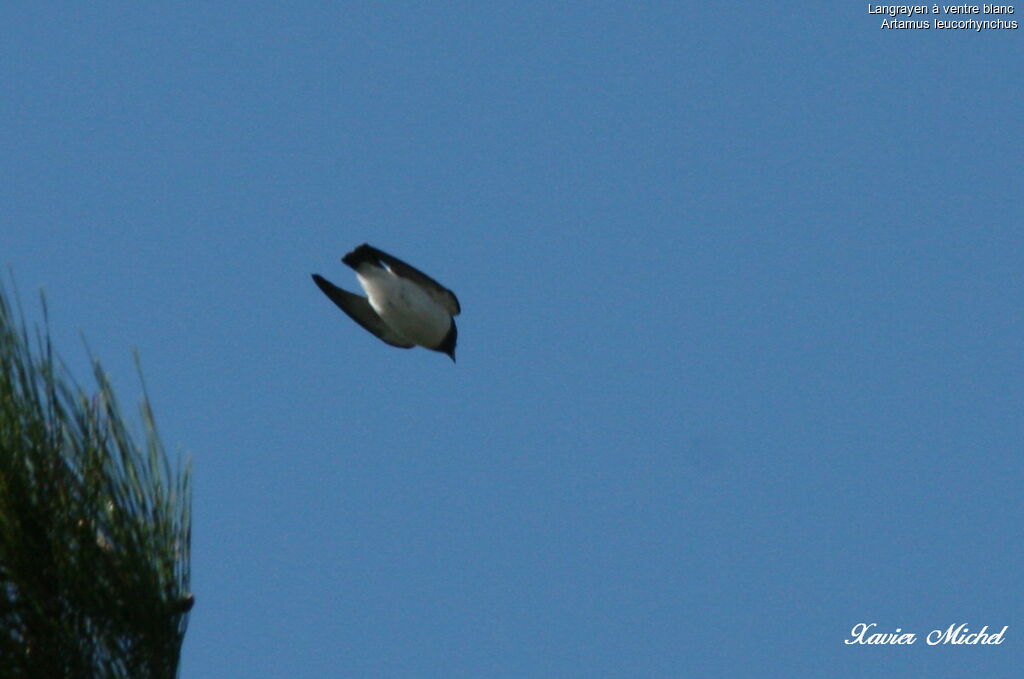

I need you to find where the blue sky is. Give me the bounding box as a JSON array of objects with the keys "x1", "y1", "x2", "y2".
[{"x1": 2, "y1": 3, "x2": 1021, "y2": 677}]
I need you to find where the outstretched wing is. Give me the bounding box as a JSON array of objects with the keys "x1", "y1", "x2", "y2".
[
  {"x1": 344, "y1": 244, "x2": 461, "y2": 316},
  {"x1": 312, "y1": 274, "x2": 414, "y2": 348}
]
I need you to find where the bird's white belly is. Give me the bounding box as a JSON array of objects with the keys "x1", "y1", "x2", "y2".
[{"x1": 357, "y1": 269, "x2": 450, "y2": 347}]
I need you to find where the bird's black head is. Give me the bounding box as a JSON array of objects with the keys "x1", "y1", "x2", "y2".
[{"x1": 436, "y1": 321, "x2": 457, "y2": 363}]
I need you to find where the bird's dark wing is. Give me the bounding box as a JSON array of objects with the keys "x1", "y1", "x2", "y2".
[
  {"x1": 343, "y1": 244, "x2": 461, "y2": 316},
  {"x1": 311, "y1": 274, "x2": 414, "y2": 348}
]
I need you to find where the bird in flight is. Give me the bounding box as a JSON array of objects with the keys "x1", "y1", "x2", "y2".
[{"x1": 312, "y1": 244, "x2": 460, "y2": 361}]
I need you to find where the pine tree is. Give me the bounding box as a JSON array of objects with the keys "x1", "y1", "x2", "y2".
[{"x1": 0, "y1": 284, "x2": 192, "y2": 678}]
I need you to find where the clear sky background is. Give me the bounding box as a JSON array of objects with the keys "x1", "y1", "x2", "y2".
[{"x1": 2, "y1": 3, "x2": 1021, "y2": 677}]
